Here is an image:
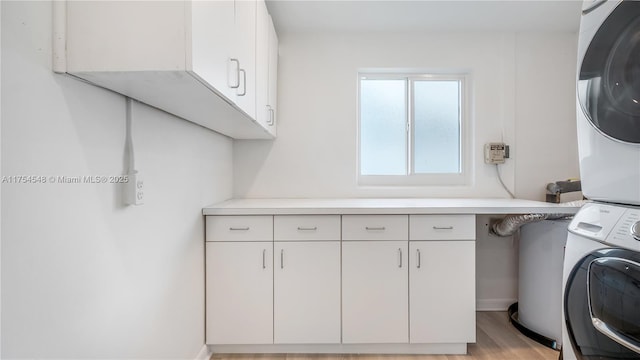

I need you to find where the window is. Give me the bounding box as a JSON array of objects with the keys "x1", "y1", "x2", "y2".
[{"x1": 358, "y1": 72, "x2": 469, "y2": 186}]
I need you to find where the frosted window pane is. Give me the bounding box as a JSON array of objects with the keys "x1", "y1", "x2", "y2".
[
  {"x1": 360, "y1": 79, "x2": 407, "y2": 175},
  {"x1": 413, "y1": 80, "x2": 461, "y2": 174}
]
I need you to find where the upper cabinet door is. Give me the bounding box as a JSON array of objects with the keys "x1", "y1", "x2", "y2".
[
  {"x1": 255, "y1": 0, "x2": 278, "y2": 136},
  {"x1": 267, "y1": 14, "x2": 279, "y2": 135},
  {"x1": 66, "y1": 1, "x2": 187, "y2": 72},
  {"x1": 255, "y1": 0, "x2": 271, "y2": 130},
  {"x1": 189, "y1": 0, "x2": 235, "y2": 100},
  {"x1": 233, "y1": 0, "x2": 257, "y2": 119}
]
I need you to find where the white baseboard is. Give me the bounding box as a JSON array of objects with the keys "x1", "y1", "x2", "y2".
[
  {"x1": 477, "y1": 298, "x2": 517, "y2": 311},
  {"x1": 209, "y1": 343, "x2": 467, "y2": 355},
  {"x1": 195, "y1": 344, "x2": 212, "y2": 360}
]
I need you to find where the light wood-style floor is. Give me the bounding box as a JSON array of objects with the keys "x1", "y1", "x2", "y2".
[{"x1": 210, "y1": 311, "x2": 559, "y2": 360}]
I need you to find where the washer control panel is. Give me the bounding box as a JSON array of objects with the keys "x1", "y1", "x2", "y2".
[
  {"x1": 609, "y1": 207, "x2": 640, "y2": 251},
  {"x1": 569, "y1": 202, "x2": 640, "y2": 251}
]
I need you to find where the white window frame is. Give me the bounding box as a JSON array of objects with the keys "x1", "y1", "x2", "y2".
[{"x1": 357, "y1": 71, "x2": 472, "y2": 187}]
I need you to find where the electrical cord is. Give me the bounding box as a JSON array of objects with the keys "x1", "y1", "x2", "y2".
[
  {"x1": 123, "y1": 97, "x2": 144, "y2": 205},
  {"x1": 125, "y1": 97, "x2": 135, "y2": 173},
  {"x1": 495, "y1": 164, "x2": 515, "y2": 198}
]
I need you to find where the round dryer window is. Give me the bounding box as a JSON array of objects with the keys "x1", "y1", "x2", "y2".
[{"x1": 579, "y1": 1, "x2": 640, "y2": 144}]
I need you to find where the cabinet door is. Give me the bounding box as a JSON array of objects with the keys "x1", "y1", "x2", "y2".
[
  {"x1": 274, "y1": 241, "x2": 341, "y2": 344},
  {"x1": 233, "y1": 0, "x2": 257, "y2": 119},
  {"x1": 189, "y1": 0, "x2": 235, "y2": 100},
  {"x1": 66, "y1": 1, "x2": 187, "y2": 72},
  {"x1": 267, "y1": 14, "x2": 278, "y2": 136},
  {"x1": 409, "y1": 241, "x2": 476, "y2": 343},
  {"x1": 206, "y1": 242, "x2": 273, "y2": 344},
  {"x1": 255, "y1": 0, "x2": 271, "y2": 130},
  {"x1": 342, "y1": 241, "x2": 409, "y2": 343}
]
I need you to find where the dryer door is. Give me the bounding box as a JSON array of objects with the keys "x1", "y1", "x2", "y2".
[
  {"x1": 588, "y1": 257, "x2": 640, "y2": 354},
  {"x1": 579, "y1": 1, "x2": 640, "y2": 144},
  {"x1": 565, "y1": 248, "x2": 640, "y2": 359}
]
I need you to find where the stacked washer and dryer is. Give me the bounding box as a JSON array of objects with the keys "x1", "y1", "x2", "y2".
[{"x1": 562, "y1": 1, "x2": 640, "y2": 359}]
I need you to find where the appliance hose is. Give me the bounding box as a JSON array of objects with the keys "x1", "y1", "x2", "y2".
[{"x1": 491, "y1": 200, "x2": 586, "y2": 237}]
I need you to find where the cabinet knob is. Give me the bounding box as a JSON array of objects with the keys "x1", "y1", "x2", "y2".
[{"x1": 631, "y1": 221, "x2": 640, "y2": 241}]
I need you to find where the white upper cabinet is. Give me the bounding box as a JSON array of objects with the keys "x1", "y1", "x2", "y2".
[
  {"x1": 256, "y1": 1, "x2": 279, "y2": 136},
  {"x1": 64, "y1": 0, "x2": 276, "y2": 140}
]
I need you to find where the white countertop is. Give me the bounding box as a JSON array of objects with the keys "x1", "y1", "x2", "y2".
[{"x1": 202, "y1": 198, "x2": 582, "y2": 216}]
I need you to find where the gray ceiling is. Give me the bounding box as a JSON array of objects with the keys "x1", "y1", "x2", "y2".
[{"x1": 265, "y1": 0, "x2": 583, "y2": 34}]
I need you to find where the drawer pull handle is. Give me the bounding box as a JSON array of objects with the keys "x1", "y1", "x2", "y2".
[
  {"x1": 417, "y1": 249, "x2": 421, "y2": 269},
  {"x1": 229, "y1": 227, "x2": 250, "y2": 231},
  {"x1": 433, "y1": 226, "x2": 454, "y2": 230},
  {"x1": 280, "y1": 249, "x2": 284, "y2": 269},
  {"x1": 262, "y1": 249, "x2": 266, "y2": 269},
  {"x1": 365, "y1": 226, "x2": 386, "y2": 231},
  {"x1": 297, "y1": 226, "x2": 318, "y2": 231},
  {"x1": 237, "y1": 68, "x2": 247, "y2": 96},
  {"x1": 398, "y1": 248, "x2": 403, "y2": 268}
]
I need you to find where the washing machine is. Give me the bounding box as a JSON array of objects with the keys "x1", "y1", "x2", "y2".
[
  {"x1": 562, "y1": 202, "x2": 640, "y2": 359},
  {"x1": 576, "y1": 0, "x2": 640, "y2": 205}
]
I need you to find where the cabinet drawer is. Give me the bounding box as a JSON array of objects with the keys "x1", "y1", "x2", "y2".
[
  {"x1": 206, "y1": 216, "x2": 273, "y2": 242},
  {"x1": 410, "y1": 215, "x2": 476, "y2": 240},
  {"x1": 274, "y1": 215, "x2": 341, "y2": 241},
  {"x1": 342, "y1": 215, "x2": 408, "y2": 241}
]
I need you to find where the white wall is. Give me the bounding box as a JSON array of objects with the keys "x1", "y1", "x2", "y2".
[
  {"x1": 1, "y1": 1, "x2": 3, "y2": 356},
  {"x1": 515, "y1": 33, "x2": 580, "y2": 200},
  {"x1": 1, "y1": 2, "x2": 232, "y2": 358},
  {"x1": 234, "y1": 30, "x2": 579, "y2": 200}
]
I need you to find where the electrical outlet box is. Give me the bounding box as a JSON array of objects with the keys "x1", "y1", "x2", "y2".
[
  {"x1": 125, "y1": 171, "x2": 144, "y2": 206},
  {"x1": 485, "y1": 142, "x2": 507, "y2": 164}
]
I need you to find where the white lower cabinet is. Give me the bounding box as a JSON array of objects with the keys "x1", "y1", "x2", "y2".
[
  {"x1": 342, "y1": 241, "x2": 409, "y2": 343},
  {"x1": 205, "y1": 241, "x2": 273, "y2": 344},
  {"x1": 409, "y1": 241, "x2": 476, "y2": 343},
  {"x1": 205, "y1": 213, "x2": 476, "y2": 353},
  {"x1": 274, "y1": 241, "x2": 341, "y2": 344}
]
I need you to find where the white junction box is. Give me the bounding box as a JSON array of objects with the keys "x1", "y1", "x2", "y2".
[{"x1": 484, "y1": 142, "x2": 507, "y2": 164}]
